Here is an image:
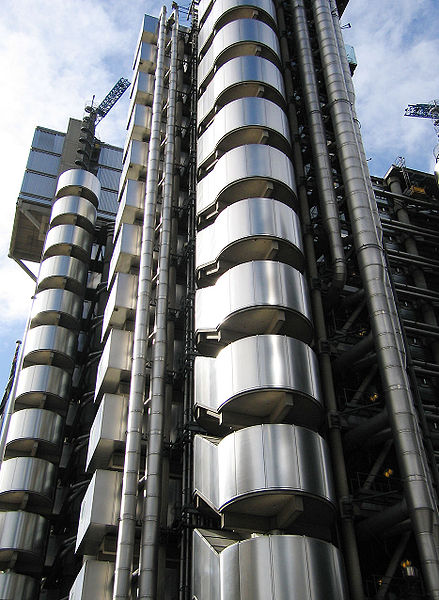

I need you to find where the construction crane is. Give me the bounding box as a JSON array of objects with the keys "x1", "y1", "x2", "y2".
[
  {"x1": 87, "y1": 77, "x2": 131, "y2": 124},
  {"x1": 404, "y1": 100, "x2": 439, "y2": 161}
]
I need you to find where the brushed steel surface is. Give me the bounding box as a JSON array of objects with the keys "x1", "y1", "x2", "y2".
[
  {"x1": 198, "y1": 97, "x2": 291, "y2": 172},
  {"x1": 198, "y1": 20, "x2": 280, "y2": 91},
  {"x1": 130, "y1": 71, "x2": 155, "y2": 108},
  {"x1": 102, "y1": 272, "x2": 137, "y2": 340},
  {"x1": 94, "y1": 329, "x2": 133, "y2": 403},
  {"x1": 195, "y1": 335, "x2": 322, "y2": 430},
  {"x1": 30, "y1": 288, "x2": 82, "y2": 330},
  {"x1": 109, "y1": 223, "x2": 142, "y2": 285},
  {"x1": 194, "y1": 424, "x2": 335, "y2": 527},
  {"x1": 76, "y1": 470, "x2": 123, "y2": 555},
  {"x1": 43, "y1": 224, "x2": 92, "y2": 261},
  {"x1": 23, "y1": 325, "x2": 77, "y2": 372},
  {"x1": 126, "y1": 104, "x2": 153, "y2": 147},
  {"x1": 0, "y1": 572, "x2": 38, "y2": 599},
  {"x1": 198, "y1": 56, "x2": 285, "y2": 129},
  {"x1": 0, "y1": 456, "x2": 56, "y2": 513},
  {"x1": 69, "y1": 559, "x2": 114, "y2": 600},
  {"x1": 37, "y1": 255, "x2": 88, "y2": 296},
  {"x1": 196, "y1": 198, "x2": 303, "y2": 284},
  {"x1": 5, "y1": 408, "x2": 63, "y2": 462},
  {"x1": 15, "y1": 364, "x2": 70, "y2": 414},
  {"x1": 195, "y1": 261, "x2": 312, "y2": 348},
  {"x1": 197, "y1": 144, "x2": 297, "y2": 224},
  {"x1": 86, "y1": 393, "x2": 128, "y2": 472},
  {"x1": 50, "y1": 195, "x2": 97, "y2": 231},
  {"x1": 55, "y1": 169, "x2": 101, "y2": 205},
  {"x1": 115, "y1": 179, "x2": 145, "y2": 236},
  {"x1": 121, "y1": 139, "x2": 149, "y2": 183},
  {"x1": 198, "y1": 0, "x2": 277, "y2": 54},
  {"x1": 0, "y1": 511, "x2": 48, "y2": 574},
  {"x1": 133, "y1": 41, "x2": 157, "y2": 74},
  {"x1": 193, "y1": 530, "x2": 348, "y2": 600}
]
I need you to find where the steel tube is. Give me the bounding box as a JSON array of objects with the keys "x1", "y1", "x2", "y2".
[
  {"x1": 312, "y1": 0, "x2": 439, "y2": 595},
  {"x1": 138, "y1": 9, "x2": 178, "y2": 599},
  {"x1": 112, "y1": 8, "x2": 167, "y2": 599}
]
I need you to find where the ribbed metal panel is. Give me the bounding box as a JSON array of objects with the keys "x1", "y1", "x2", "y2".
[
  {"x1": 198, "y1": 97, "x2": 291, "y2": 172},
  {"x1": 55, "y1": 169, "x2": 101, "y2": 205},
  {"x1": 0, "y1": 511, "x2": 48, "y2": 574},
  {"x1": 30, "y1": 288, "x2": 82, "y2": 330},
  {"x1": 42, "y1": 224, "x2": 92, "y2": 261},
  {"x1": 37, "y1": 255, "x2": 88, "y2": 295},
  {"x1": 194, "y1": 424, "x2": 335, "y2": 528},
  {"x1": 0, "y1": 572, "x2": 39, "y2": 599},
  {"x1": 196, "y1": 198, "x2": 303, "y2": 284},
  {"x1": 198, "y1": 56, "x2": 285, "y2": 129},
  {"x1": 5, "y1": 409, "x2": 63, "y2": 462},
  {"x1": 14, "y1": 365, "x2": 70, "y2": 414},
  {"x1": 22, "y1": 325, "x2": 77, "y2": 372},
  {"x1": 0, "y1": 456, "x2": 56, "y2": 514},
  {"x1": 195, "y1": 335, "x2": 322, "y2": 430},
  {"x1": 195, "y1": 261, "x2": 312, "y2": 350},
  {"x1": 50, "y1": 195, "x2": 97, "y2": 231},
  {"x1": 197, "y1": 144, "x2": 297, "y2": 224}
]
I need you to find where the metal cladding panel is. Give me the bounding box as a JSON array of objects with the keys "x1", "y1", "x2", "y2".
[
  {"x1": 23, "y1": 325, "x2": 77, "y2": 371},
  {"x1": 94, "y1": 329, "x2": 133, "y2": 402},
  {"x1": 86, "y1": 393, "x2": 128, "y2": 472},
  {"x1": 0, "y1": 572, "x2": 39, "y2": 599},
  {"x1": 5, "y1": 409, "x2": 63, "y2": 461},
  {"x1": 198, "y1": 97, "x2": 291, "y2": 170},
  {"x1": 198, "y1": 0, "x2": 277, "y2": 53},
  {"x1": 15, "y1": 364, "x2": 70, "y2": 414},
  {"x1": 196, "y1": 198, "x2": 303, "y2": 281},
  {"x1": 134, "y1": 41, "x2": 157, "y2": 73},
  {"x1": 115, "y1": 179, "x2": 145, "y2": 236},
  {"x1": 27, "y1": 148, "x2": 60, "y2": 176},
  {"x1": 198, "y1": 20, "x2": 281, "y2": 89},
  {"x1": 195, "y1": 335, "x2": 322, "y2": 428},
  {"x1": 99, "y1": 145, "x2": 123, "y2": 170},
  {"x1": 32, "y1": 127, "x2": 65, "y2": 154},
  {"x1": 76, "y1": 470, "x2": 122, "y2": 554},
  {"x1": 0, "y1": 511, "x2": 48, "y2": 574},
  {"x1": 109, "y1": 223, "x2": 142, "y2": 284},
  {"x1": 50, "y1": 195, "x2": 97, "y2": 231},
  {"x1": 194, "y1": 425, "x2": 334, "y2": 514},
  {"x1": 21, "y1": 171, "x2": 57, "y2": 200},
  {"x1": 130, "y1": 71, "x2": 155, "y2": 108},
  {"x1": 192, "y1": 529, "x2": 222, "y2": 600},
  {"x1": 102, "y1": 272, "x2": 137, "y2": 340},
  {"x1": 43, "y1": 224, "x2": 92, "y2": 261},
  {"x1": 56, "y1": 169, "x2": 101, "y2": 205},
  {"x1": 121, "y1": 139, "x2": 149, "y2": 182},
  {"x1": 30, "y1": 288, "x2": 82, "y2": 330},
  {"x1": 197, "y1": 56, "x2": 285, "y2": 129},
  {"x1": 69, "y1": 559, "x2": 113, "y2": 600},
  {"x1": 195, "y1": 261, "x2": 312, "y2": 343},
  {"x1": 37, "y1": 255, "x2": 87, "y2": 296},
  {"x1": 126, "y1": 103, "x2": 153, "y2": 143},
  {"x1": 0, "y1": 456, "x2": 56, "y2": 512},
  {"x1": 197, "y1": 145, "x2": 297, "y2": 222}
]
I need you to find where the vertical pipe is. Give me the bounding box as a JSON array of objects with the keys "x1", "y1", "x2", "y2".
[
  {"x1": 311, "y1": 0, "x2": 439, "y2": 596},
  {"x1": 138, "y1": 9, "x2": 178, "y2": 599},
  {"x1": 112, "y1": 8, "x2": 167, "y2": 599}
]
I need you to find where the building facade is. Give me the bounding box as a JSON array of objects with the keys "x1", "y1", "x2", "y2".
[{"x1": 1, "y1": 1, "x2": 439, "y2": 599}]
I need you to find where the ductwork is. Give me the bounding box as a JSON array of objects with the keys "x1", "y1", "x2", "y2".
[{"x1": 311, "y1": 0, "x2": 439, "y2": 595}]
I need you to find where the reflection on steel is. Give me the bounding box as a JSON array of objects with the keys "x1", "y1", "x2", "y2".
[
  {"x1": 5, "y1": 408, "x2": 63, "y2": 462},
  {"x1": 0, "y1": 572, "x2": 39, "y2": 600},
  {"x1": 50, "y1": 195, "x2": 97, "y2": 231},
  {"x1": 30, "y1": 288, "x2": 82, "y2": 330},
  {"x1": 43, "y1": 224, "x2": 93, "y2": 261},
  {"x1": 37, "y1": 255, "x2": 88, "y2": 295},
  {"x1": 0, "y1": 456, "x2": 56, "y2": 513},
  {"x1": 14, "y1": 365, "x2": 70, "y2": 414},
  {"x1": 55, "y1": 169, "x2": 101, "y2": 205},
  {"x1": 0, "y1": 511, "x2": 48, "y2": 574},
  {"x1": 22, "y1": 325, "x2": 77, "y2": 371}
]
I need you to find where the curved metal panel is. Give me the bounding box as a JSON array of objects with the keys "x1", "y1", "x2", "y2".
[
  {"x1": 102, "y1": 272, "x2": 137, "y2": 340},
  {"x1": 195, "y1": 335, "x2": 322, "y2": 430},
  {"x1": 0, "y1": 511, "x2": 48, "y2": 574},
  {"x1": 15, "y1": 365, "x2": 70, "y2": 414},
  {"x1": 198, "y1": 20, "x2": 280, "y2": 91},
  {"x1": 198, "y1": 0, "x2": 277, "y2": 55},
  {"x1": 30, "y1": 288, "x2": 82, "y2": 330},
  {"x1": 196, "y1": 198, "x2": 303, "y2": 284},
  {"x1": 197, "y1": 144, "x2": 297, "y2": 224},
  {"x1": 5, "y1": 409, "x2": 63, "y2": 462},
  {"x1": 94, "y1": 329, "x2": 133, "y2": 403},
  {"x1": 115, "y1": 179, "x2": 145, "y2": 236},
  {"x1": 43, "y1": 224, "x2": 92, "y2": 261},
  {"x1": 198, "y1": 97, "x2": 290, "y2": 172},
  {"x1": 197, "y1": 56, "x2": 285, "y2": 130},
  {"x1": 196, "y1": 261, "x2": 312, "y2": 349},
  {"x1": 194, "y1": 424, "x2": 335, "y2": 528},
  {"x1": 0, "y1": 572, "x2": 39, "y2": 600},
  {"x1": 50, "y1": 195, "x2": 97, "y2": 231},
  {"x1": 0, "y1": 457, "x2": 56, "y2": 514},
  {"x1": 22, "y1": 325, "x2": 77, "y2": 371},
  {"x1": 55, "y1": 169, "x2": 101, "y2": 205},
  {"x1": 37, "y1": 255, "x2": 88, "y2": 296},
  {"x1": 109, "y1": 223, "x2": 142, "y2": 285}
]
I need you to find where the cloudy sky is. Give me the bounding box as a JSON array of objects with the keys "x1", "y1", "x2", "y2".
[{"x1": 0, "y1": 0, "x2": 438, "y2": 394}]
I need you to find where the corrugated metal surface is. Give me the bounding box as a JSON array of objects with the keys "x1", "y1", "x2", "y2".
[
  {"x1": 97, "y1": 167, "x2": 120, "y2": 191},
  {"x1": 98, "y1": 189, "x2": 119, "y2": 215},
  {"x1": 27, "y1": 150, "x2": 61, "y2": 177},
  {"x1": 21, "y1": 172, "x2": 57, "y2": 199},
  {"x1": 99, "y1": 146, "x2": 123, "y2": 170},
  {"x1": 32, "y1": 128, "x2": 65, "y2": 154}
]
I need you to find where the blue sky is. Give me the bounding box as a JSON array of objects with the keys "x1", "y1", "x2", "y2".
[{"x1": 0, "y1": 0, "x2": 438, "y2": 395}]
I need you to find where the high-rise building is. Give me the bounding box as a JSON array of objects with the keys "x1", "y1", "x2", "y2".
[{"x1": 1, "y1": 1, "x2": 439, "y2": 599}]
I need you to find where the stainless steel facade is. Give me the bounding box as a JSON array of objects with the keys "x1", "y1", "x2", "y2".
[{"x1": 3, "y1": 1, "x2": 439, "y2": 599}]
